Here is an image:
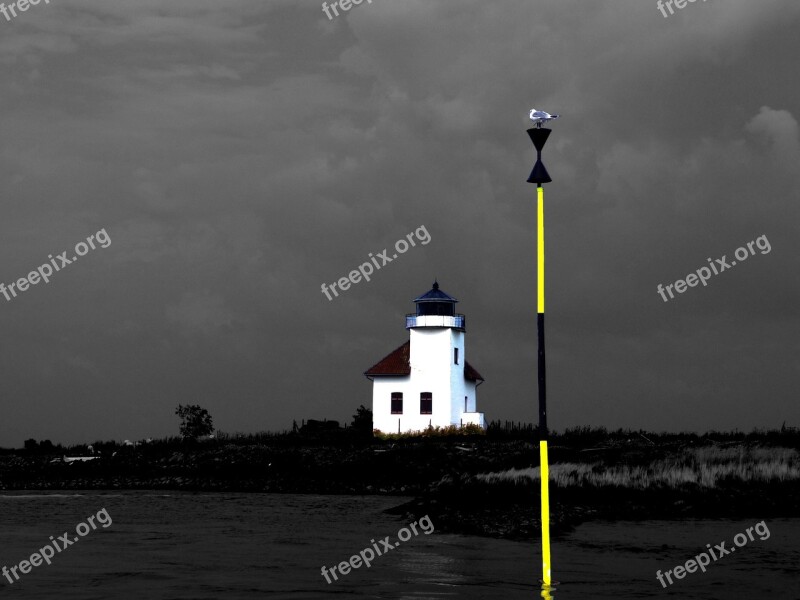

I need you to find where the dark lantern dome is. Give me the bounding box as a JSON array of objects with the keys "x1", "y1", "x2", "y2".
[{"x1": 413, "y1": 281, "x2": 458, "y2": 316}]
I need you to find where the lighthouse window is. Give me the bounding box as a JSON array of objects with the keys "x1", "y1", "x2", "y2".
[
  {"x1": 420, "y1": 392, "x2": 432, "y2": 414},
  {"x1": 454, "y1": 348, "x2": 459, "y2": 364},
  {"x1": 391, "y1": 393, "x2": 403, "y2": 414}
]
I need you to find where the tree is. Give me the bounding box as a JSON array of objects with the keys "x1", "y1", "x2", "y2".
[
  {"x1": 24, "y1": 439, "x2": 38, "y2": 452},
  {"x1": 175, "y1": 404, "x2": 214, "y2": 439},
  {"x1": 351, "y1": 405, "x2": 373, "y2": 434}
]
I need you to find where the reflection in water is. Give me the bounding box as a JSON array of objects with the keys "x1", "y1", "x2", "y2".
[
  {"x1": 396, "y1": 550, "x2": 463, "y2": 599},
  {"x1": 397, "y1": 549, "x2": 462, "y2": 583},
  {"x1": 1, "y1": 494, "x2": 797, "y2": 600}
]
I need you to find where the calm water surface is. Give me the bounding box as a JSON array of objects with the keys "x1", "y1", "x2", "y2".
[{"x1": 0, "y1": 492, "x2": 796, "y2": 599}]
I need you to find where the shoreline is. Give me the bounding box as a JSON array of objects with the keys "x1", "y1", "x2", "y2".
[{"x1": 2, "y1": 431, "x2": 798, "y2": 539}]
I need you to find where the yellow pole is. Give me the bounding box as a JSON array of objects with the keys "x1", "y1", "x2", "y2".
[
  {"x1": 538, "y1": 185, "x2": 545, "y2": 314},
  {"x1": 537, "y1": 184, "x2": 552, "y2": 587},
  {"x1": 540, "y1": 440, "x2": 551, "y2": 585}
]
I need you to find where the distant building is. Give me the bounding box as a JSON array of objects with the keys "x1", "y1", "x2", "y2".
[{"x1": 364, "y1": 282, "x2": 486, "y2": 433}]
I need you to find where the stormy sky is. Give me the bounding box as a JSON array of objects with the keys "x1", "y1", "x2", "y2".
[{"x1": 1, "y1": 0, "x2": 798, "y2": 447}]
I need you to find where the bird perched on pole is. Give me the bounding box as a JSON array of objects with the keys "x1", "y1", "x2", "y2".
[{"x1": 529, "y1": 109, "x2": 559, "y2": 128}]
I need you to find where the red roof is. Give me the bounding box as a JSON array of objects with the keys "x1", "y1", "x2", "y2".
[
  {"x1": 464, "y1": 361, "x2": 484, "y2": 382},
  {"x1": 364, "y1": 341, "x2": 484, "y2": 382},
  {"x1": 364, "y1": 341, "x2": 411, "y2": 376}
]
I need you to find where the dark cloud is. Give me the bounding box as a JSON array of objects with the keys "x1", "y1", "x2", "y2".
[{"x1": 1, "y1": 0, "x2": 798, "y2": 446}]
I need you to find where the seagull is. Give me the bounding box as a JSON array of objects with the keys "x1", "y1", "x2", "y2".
[{"x1": 529, "y1": 109, "x2": 559, "y2": 128}]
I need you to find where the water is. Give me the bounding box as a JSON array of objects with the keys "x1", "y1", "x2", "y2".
[{"x1": 0, "y1": 492, "x2": 797, "y2": 599}]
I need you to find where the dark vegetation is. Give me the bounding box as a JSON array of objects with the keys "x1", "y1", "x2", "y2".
[{"x1": 1, "y1": 419, "x2": 798, "y2": 540}]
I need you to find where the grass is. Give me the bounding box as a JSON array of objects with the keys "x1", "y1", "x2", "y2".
[
  {"x1": 475, "y1": 445, "x2": 800, "y2": 490},
  {"x1": 373, "y1": 424, "x2": 486, "y2": 441}
]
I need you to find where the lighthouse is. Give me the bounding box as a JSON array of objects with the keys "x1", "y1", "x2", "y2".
[{"x1": 364, "y1": 282, "x2": 486, "y2": 434}]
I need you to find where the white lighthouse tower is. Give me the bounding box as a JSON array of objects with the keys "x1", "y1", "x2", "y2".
[{"x1": 365, "y1": 282, "x2": 486, "y2": 434}]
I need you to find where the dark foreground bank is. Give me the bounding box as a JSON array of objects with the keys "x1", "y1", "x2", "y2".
[{"x1": 1, "y1": 428, "x2": 798, "y2": 539}]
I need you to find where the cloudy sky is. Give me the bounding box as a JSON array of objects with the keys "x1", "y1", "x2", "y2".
[{"x1": 1, "y1": 0, "x2": 798, "y2": 447}]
